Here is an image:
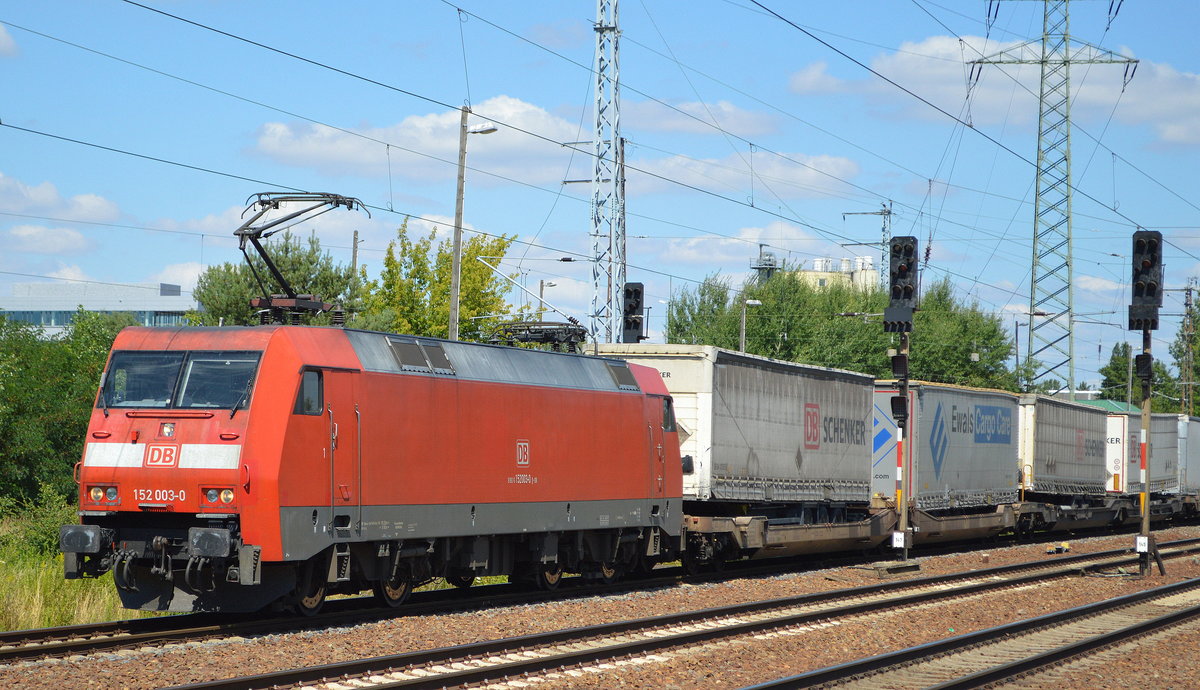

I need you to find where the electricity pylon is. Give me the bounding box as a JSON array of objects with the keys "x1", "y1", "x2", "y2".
[{"x1": 971, "y1": 0, "x2": 1136, "y2": 397}]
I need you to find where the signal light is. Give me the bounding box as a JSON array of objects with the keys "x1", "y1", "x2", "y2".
[
  {"x1": 1131, "y1": 230, "x2": 1162, "y2": 307},
  {"x1": 621, "y1": 282, "x2": 644, "y2": 344},
  {"x1": 889, "y1": 236, "x2": 918, "y2": 309},
  {"x1": 1128, "y1": 230, "x2": 1163, "y2": 330}
]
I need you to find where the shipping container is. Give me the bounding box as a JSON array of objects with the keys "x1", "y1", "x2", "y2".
[
  {"x1": 872, "y1": 382, "x2": 1018, "y2": 511},
  {"x1": 1181, "y1": 417, "x2": 1200, "y2": 494},
  {"x1": 595, "y1": 344, "x2": 874, "y2": 504},
  {"x1": 1108, "y1": 413, "x2": 1179, "y2": 494},
  {"x1": 1018, "y1": 395, "x2": 1108, "y2": 496}
]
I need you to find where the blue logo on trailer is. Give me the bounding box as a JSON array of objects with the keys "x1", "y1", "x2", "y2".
[
  {"x1": 973, "y1": 405, "x2": 1013, "y2": 444},
  {"x1": 929, "y1": 402, "x2": 949, "y2": 479},
  {"x1": 872, "y1": 402, "x2": 895, "y2": 470}
]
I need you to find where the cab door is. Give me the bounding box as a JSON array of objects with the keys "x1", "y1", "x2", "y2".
[
  {"x1": 648, "y1": 395, "x2": 668, "y2": 498},
  {"x1": 324, "y1": 369, "x2": 361, "y2": 539}
]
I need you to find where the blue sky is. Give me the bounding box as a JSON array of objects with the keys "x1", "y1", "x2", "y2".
[{"x1": 2, "y1": 1, "x2": 1198, "y2": 388}]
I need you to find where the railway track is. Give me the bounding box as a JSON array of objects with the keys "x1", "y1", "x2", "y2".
[
  {"x1": 755, "y1": 577, "x2": 1200, "y2": 689},
  {"x1": 6, "y1": 532, "x2": 1195, "y2": 666},
  {"x1": 160, "y1": 538, "x2": 1200, "y2": 690},
  {"x1": 0, "y1": 574, "x2": 677, "y2": 664}
]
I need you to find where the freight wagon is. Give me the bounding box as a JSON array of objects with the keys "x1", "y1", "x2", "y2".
[
  {"x1": 872, "y1": 382, "x2": 1019, "y2": 542},
  {"x1": 595, "y1": 344, "x2": 891, "y2": 563}
]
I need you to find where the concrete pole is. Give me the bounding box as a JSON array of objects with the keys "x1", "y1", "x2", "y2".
[{"x1": 449, "y1": 106, "x2": 469, "y2": 341}]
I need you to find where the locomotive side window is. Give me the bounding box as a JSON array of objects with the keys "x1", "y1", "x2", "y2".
[
  {"x1": 420, "y1": 342, "x2": 456, "y2": 375},
  {"x1": 387, "y1": 338, "x2": 432, "y2": 372},
  {"x1": 294, "y1": 370, "x2": 323, "y2": 415},
  {"x1": 662, "y1": 397, "x2": 677, "y2": 432},
  {"x1": 175, "y1": 351, "x2": 261, "y2": 409},
  {"x1": 606, "y1": 363, "x2": 641, "y2": 391}
]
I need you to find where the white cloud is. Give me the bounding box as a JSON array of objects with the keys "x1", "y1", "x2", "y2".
[
  {"x1": 629, "y1": 150, "x2": 859, "y2": 199},
  {"x1": 253, "y1": 95, "x2": 579, "y2": 184},
  {"x1": 148, "y1": 262, "x2": 204, "y2": 292},
  {"x1": 801, "y1": 34, "x2": 1200, "y2": 147},
  {"x1": 788, "y1": 61, "x2": 842, "y2": 93},
  {"x1": 623, "y1": 99, "x2": 778, "y2": 137},
  {"x1": 0, "y1": 25, "x2": 16, "y2": 57},
  {"x1": 1075, "y1": 274, "x2": 1122, "y2": 293},
  {"x1": 47, "y1": 263, "x2": 89, "y2": 282},
  {"x1": 0, "y1": 172, "x2": 119, "y2": 222},
  {"x1": 662, "y1": 221, "x2": 831, "y2": 266},
  {"x1": 3, "y1": 225, "x2": 92, "y2": 254}
]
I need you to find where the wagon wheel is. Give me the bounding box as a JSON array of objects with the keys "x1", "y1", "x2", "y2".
[
  {"x1": 293, "y1": 561, "x2": 327, "y2": 616},
  {"x1": 597, "y1": 561, "x2": 621, "y2": 585},
  {"x1": 374, "y1": 572, "x2": 413, "y2": 608},
  {"x1": 536, "y1": 563, "x2": 563, "y2": 591},
  {"x1": 445, "y1": 574, "x2": 475, "y2": 589}
]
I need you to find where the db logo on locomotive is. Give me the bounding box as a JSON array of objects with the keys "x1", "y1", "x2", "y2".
[
  {"x1": 515, "y1": 440, "x2": 530, "y2": 467},
  {"x1": 144, "y1": 444, "x2": 180, "y2": 468}
]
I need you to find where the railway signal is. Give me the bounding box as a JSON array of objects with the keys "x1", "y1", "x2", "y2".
[
  {"x1": 1129, "y1": 230, "x2": 1162, "y2": 330},
  {"x1": 883, "y1": 237, "x2": 918, "y2": 564},
  {"x1": 884, "y1": 236, "x2": 917, "y2": 333},
  {"x1": 621, "y1": 282, "x2": 645, "y2": 344},
  {"x1": 1128, "y1": 229, "x2": 1166, "y2": 576}
]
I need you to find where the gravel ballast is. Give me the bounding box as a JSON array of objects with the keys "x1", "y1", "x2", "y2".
[{"x1": 5, "y1": 525, "x2": 1200, "y2": 689}]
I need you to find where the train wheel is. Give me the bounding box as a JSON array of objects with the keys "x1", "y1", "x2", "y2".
[
  {"x1": 536, "y1": 564, "x2": 563, "y2": 591},
  {"x1": 597, "y1": 562, "x2": 620, "y2": 585},
  {"x1": 294, "y1": 564, "x2": 327, "y2": 617},
  {"x1": 445, "y1": 574, "x2": 475, "y2": 589},
  {"x1": 374, "y1": 574, "x2": 413, "y2": 608}
]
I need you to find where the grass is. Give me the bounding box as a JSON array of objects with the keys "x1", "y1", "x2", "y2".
[
  {"x1": 0, "y1": 484, "x2": 148, "y2": 631},
  {"x1": 0, "y1": 556, "x2": 139, "y2": 631}
]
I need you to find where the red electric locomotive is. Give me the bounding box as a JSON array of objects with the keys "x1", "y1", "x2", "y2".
[{"x1": 60, "y1": 325, "x2": 683, "y2": 614}]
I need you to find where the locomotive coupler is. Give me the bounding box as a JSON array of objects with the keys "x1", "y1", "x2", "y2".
[
  {"x1": 149, "y1": 535, "x2": 173, "y2": 579},
  {"x1": 113, "y1": 551, "x2": 140, "y2": 592}
]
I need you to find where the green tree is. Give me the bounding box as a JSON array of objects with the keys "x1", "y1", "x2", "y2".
[
  {"x1": 0, "y1": 310, "x2": 133, "y2": 502},
  {"x1": 359, "y1": 220, "x2": 516, "y2": 341},
  {"x1": 1169, "y1": 299, "x2": 1199, "y2": 416},
  {"x1": 190, "y1": 231, "x2": 357, "y2": 326},
  {"x1": 666, "y1": 271, "x2": 1015, "y2": 389},
  {"x1": 1099, "y1": 342, "x2": 1134, "y2": 403}
]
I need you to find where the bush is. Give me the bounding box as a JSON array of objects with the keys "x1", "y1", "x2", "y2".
[{"x1": 0, "y1": 483, "x2": 76, "y2": 561}]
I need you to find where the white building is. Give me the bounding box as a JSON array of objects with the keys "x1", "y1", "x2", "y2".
[
  {"x1": 0, "y1": 282, "x2": 197, "y2": 337},
  {"x1": 794, "y1": 256, "x2": 878, "y2": 290}
]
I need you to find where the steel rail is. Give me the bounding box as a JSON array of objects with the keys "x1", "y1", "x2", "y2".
[
  {"x1": 11, "y1": 535, "x2": 1198, "y2": 664},
  {"x1": 748, "y1": 577, "x2": 1200, "y2": 689},
  {"x1": 163, "y1": 539, "x2": 1200, "y2": 690}
]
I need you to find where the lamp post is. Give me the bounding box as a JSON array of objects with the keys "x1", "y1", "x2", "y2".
[
  {"x1": 740, "y1": 299, "x2": 761, "y2": 352},
  {"x1": 538, "y1": 280, "x2": 556, "y2": 320},
  {"x1": 448, "y1": 106, "x2": 497, "y2": 341}
]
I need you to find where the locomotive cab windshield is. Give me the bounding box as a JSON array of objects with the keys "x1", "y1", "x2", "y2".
[{"x1": 99, "y1": 350, "x2": 262, "y2": 410}]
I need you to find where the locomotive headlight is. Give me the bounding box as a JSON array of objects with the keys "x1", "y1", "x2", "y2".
[
  {"x1": 104, "y1": 487, "x2": 118, "y2": 502},
  {"x1": 89, "y1": 487, "x2": 104, "y2": 502},
  {"x1": 219, "y1": 489, "x2": 234, "y2": 504},
  {"x1": 205, "y1": 488, "x2": 220, "y2": 504}
]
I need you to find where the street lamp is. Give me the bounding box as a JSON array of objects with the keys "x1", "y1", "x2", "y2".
[
  {"x1": 740, "y1": 299, "x2": 762, "y2": 352},
  {"x1": 448, "y1": 107, "x2": 497, "y2": 341},
  {"x1": 538, "y1": 280, "x2": 557, "y2": 320}
]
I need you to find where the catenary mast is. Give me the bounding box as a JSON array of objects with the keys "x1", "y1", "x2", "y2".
[
  {"x1": 591, "y1": 0, "x2": 624, "y2": 342},
  {"x1": 972, "y1": 0, "x2": 1136, "y2": 397}
]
